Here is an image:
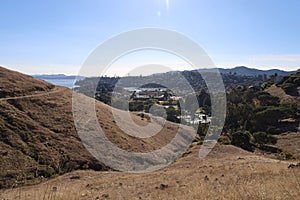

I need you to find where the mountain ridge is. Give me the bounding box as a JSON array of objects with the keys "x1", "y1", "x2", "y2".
[
  {"x1": 32, "y1": 66, "x2": 296, "y2": 79},
  {"x1": 192, "y1": 66, "x2": 296, "y2": 77}
]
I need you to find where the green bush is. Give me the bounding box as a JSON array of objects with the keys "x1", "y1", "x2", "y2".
[
  {"x1": 231, "y1": 131, "x2": 253, "y2": 151},
  {"x1": 253, "y1": 132, "x2": 277, "y2": 145}
]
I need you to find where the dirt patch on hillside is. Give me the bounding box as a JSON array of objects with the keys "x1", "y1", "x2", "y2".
[{"x1": 266, "y1": 84, "x2": 299, "y2": 103}]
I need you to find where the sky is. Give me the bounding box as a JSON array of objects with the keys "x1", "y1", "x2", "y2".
[{"x1": 0, "y1": 0, "x2": 300, "y2": 76}]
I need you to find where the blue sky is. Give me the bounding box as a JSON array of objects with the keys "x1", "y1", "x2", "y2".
[{"x1": 0, "y1": 0, "x2": 299, "y2": 75}]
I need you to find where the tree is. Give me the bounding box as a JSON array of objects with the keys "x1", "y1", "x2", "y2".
[
  {"x1": 112, "y1": 98, "x2": 128, "y2": 110},
  {"x1": 185, "y1": 94, "x2": 198, "y2": 113},
  {"x1": 149, "y1": 104, "x2": 166, "y2": 118},
  {"x1": 231, "y1": 131, "x2": 253, "y2": 151},
  {"x1": 166, "y1": 106, "x2": 180, "y2": 123}
]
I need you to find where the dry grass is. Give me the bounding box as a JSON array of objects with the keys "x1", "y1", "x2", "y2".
[
  {"x1": 276, "y1": 131, "x2": 300, "y2": 159},
  {"x1": 1, "y1": 144, "x2": 300, "y2": 200},
  {"x1": 0, "y1": 66, "x2": 54, "y2": 98}
]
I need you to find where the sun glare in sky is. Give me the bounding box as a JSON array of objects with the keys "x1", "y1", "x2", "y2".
[
  {"x1": 166, "y1": 0, "x2": 169, "y2": 11},
  {"x1": 157, "y1": 0, "x2": 169, "y2": 17},
  {"x1": 1, "y1": 0, "x2": 300, "y2": 74}
]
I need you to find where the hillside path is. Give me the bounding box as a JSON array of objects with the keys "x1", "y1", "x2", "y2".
[{"x1": 0, "y1": 86, "x2": 68, "y2": 101}]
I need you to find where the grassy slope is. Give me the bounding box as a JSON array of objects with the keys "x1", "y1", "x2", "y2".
[
  {"x1": 1, "y1": 144, "x2": 300, "y2": 199},
  {"x1": 0, "y1": 67, "x2": 182, "y2": 188}
]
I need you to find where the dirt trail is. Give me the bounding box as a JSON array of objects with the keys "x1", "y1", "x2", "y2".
[{"x1": 0, "y1": 86, "x2": 68, "y2": 101}]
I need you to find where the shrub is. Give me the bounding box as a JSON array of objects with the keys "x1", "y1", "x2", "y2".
[
  {"x1": 218, "y1": 136, "x2": 231, "y2": 145},
  {"x1": 253, "y1": 132, "x2": 277, "y2": 145},
  {"x1": 231, "y1": 131, "x2": 253, "y2": 151},
  {"x1": 278, "y1": 149, "x2": 294, "y2": 160}
]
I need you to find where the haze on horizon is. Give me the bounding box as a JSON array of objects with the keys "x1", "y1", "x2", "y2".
[{"x1": 0, "y1": 0, "x2": 300, "y2": 75}]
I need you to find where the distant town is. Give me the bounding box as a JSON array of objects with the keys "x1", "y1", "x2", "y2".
[{"x1": 74, "y1": 66, "x2": 297, "y2": 126}]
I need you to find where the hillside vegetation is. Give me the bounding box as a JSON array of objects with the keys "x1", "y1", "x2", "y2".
[
  {"x1": 278, "y1": 69, "x2": 300, "y2": 96},
  {"x1": 221, "y1": 70, "x2": 299, "y2": 158}
]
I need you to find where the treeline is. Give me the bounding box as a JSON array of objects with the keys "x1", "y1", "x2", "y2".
[{"x1": 75, "y1": 71, "x2": 271, "y2": 98}]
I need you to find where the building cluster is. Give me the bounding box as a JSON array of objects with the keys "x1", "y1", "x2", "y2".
[
  {"x1": 132, "y1": 87, "x2": 168, "y2": 101},
  {"x1": 180, "y1": 113, "x2": 211, "y2": 124}
]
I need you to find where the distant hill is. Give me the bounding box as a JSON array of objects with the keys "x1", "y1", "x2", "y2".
[
  {"x1": 33, "y1": 74, "x2": 84, "y2": 80},
  {"x1": 76, "y1": 67, "x2": 284, "y2": 98},
  {"x1": 195, "y1": 66, "x2": 296, "y2": 77},
  {"x1": 34, "y1": 67, "x2": 295, "y2": 80},
  {"x1": 139, "y1": 83, "x2": 167, "y2": 88},
  {"x1": 33, "y1": 74, "x2": 85, "y2": 88}
]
